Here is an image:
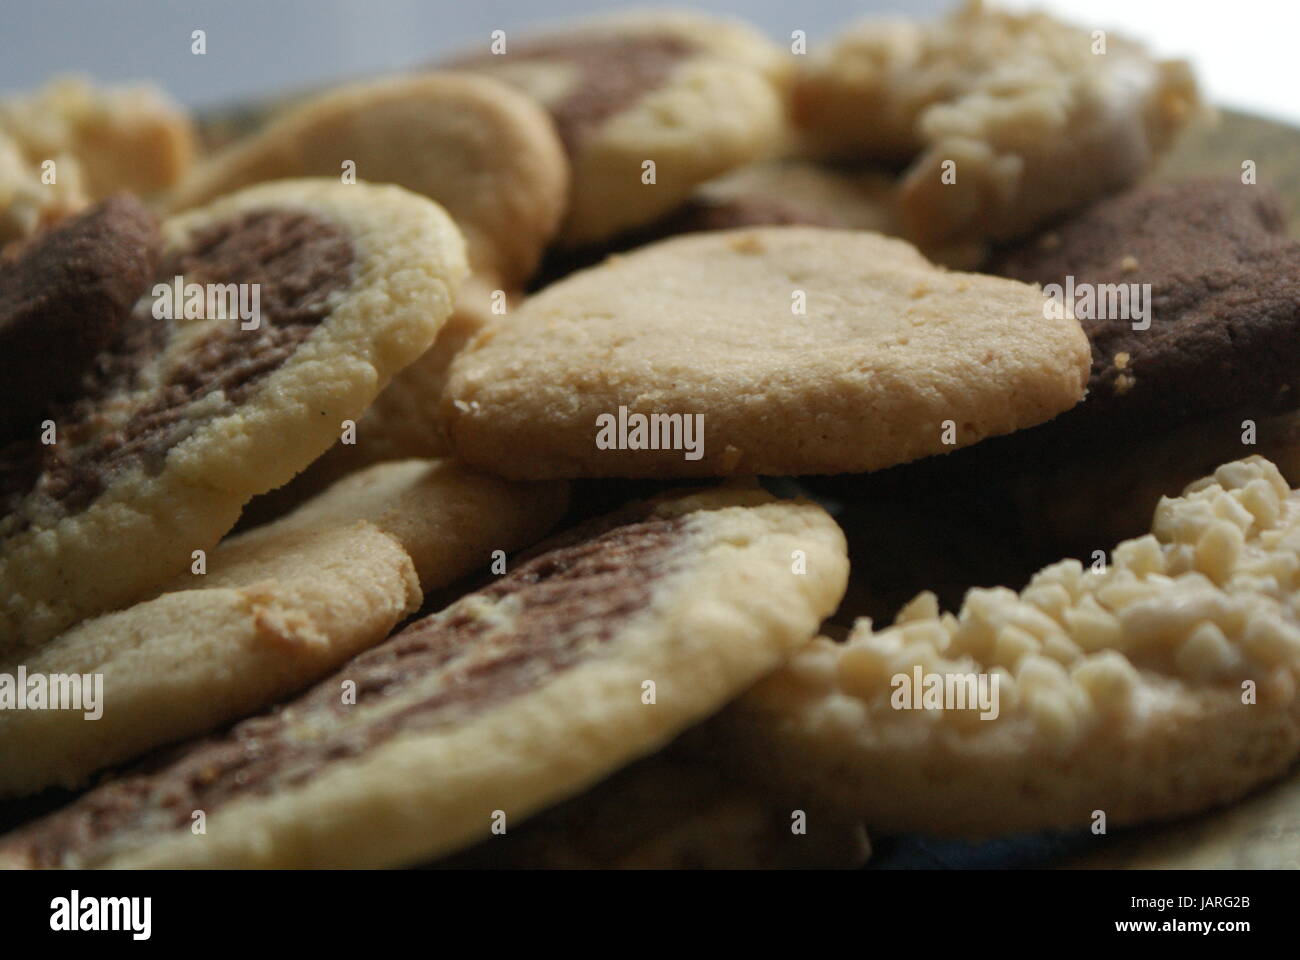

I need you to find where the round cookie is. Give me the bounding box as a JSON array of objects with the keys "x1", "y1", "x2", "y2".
[
  {"x1": 171, "y1": 72, "x2": 567, "y2": 287},
  {"x1": 440, "y1": 226, "x2": 1091, "y2": 478},
  {"x1": 435, "y1": 754, "x2": 870, "y2": 870},
  {"x1": 792, "y1": 1, "x2": 1201, "y2": 245},
  {"x1": 990, "y1": 178, "x2": 1300, "y2": 440},
  {"x1": 535, "y1": 157, "x2": 987, "y2": 287},
  {"x1": 173, "y1": 73, "x2": 569, "y2": 472},
  {"x1": 0, "y1": 178, "x2": 467, "y2": 651},
  {"x1": 0, "y1": 487, "x2": 847, "y2": 868},
  {"x1": 691, "y1": 457, "x2": 1300, "y2": 836},
  {"x1": 0, "y1": 459, "x2": 567, "y2": 797},
  {"x1": 445, "y1": 8, "x2": 789, "y2": 247}
]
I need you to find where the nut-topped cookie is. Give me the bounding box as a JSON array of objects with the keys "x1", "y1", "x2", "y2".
[
  {"x1": 0, "y1": 178, "x2": 467, "y2": 650},
  {"x1": 793, "y1": 0, "x2": 1200, "y2": 246},
  {"x1": 0, "y1": 487, "x2": 847, "y2": 868},
  {"x1": 692, "y1": 457, "x2": 1300, "y2": 836},
  {"x1": 446, "y1": 8, "x2": 789, "y2": 246}
]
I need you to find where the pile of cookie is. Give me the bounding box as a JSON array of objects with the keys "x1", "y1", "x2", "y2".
[{"x1": 1, "y1": 1, "x2": 1299, "y2": 869}]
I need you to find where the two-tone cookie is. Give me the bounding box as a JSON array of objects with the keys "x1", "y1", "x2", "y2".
[
  {"x1": 0, "y1": 195, "x2": 160, "y2": 436},
  {"x1": 445, "y1": 8, "x2": 789, "y2": 246},
  {"x1": 691, "y1": 457, "x2": 1300, "y2": 836},
  {"x1": 440, "y1": 227, "x2": 1091, "y2": 478},
  {"x1": 793, "y1": 1, "x2": 1200, "y2": 245},
  {"x1": 0, "y1": 487, "x2": 847, "y2": 868},
  {"x1": 174, "y1": 73, "x2": 569, "y2": 473},
  {"x1": 0, "y1": 178, "x2": 467, "y2": 649},
  {"x1": 0, "y1": 459, "x2": 567, "y2": 797}
]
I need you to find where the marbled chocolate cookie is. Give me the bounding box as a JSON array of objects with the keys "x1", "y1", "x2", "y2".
[
  {"x1": 441, "y1": 227, "x2": 1091, "y2": 478},
  {"x1": 0, "y1": 178, "x2": 467, "y2": 650},
  {"x1": 0, "y1": 487, "x2": 847, "y2": 868},
  {"x1": 793, "y1": 1, "x2": 1200, "y2": 245},
  {"x1": 446, "y1": 8, "x2": 789, "y2": 246},
  {"x1": 174, "y1": 73, "x2": 569, "y2": 473},
  {"x1": 0, "y1": 459, "x2": 567, "y2": 797},
  {"x1": 0, "y1": 196, "x2": 160, "y2": 437}
]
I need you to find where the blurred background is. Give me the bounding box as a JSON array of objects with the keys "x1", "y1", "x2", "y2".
[{"x1": 1, "y1": 0, "x2": 1296, "y2": 124}]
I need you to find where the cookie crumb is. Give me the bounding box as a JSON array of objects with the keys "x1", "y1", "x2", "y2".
[
  {"x1": 1119, "y1": 255, "x2": 1139, "y2": 273},
  {"x1": 1113, "y1": 372, "x2": 1136, "y2": 394},
  {"x1": 728, "y1": 234, "x2": 765, "y2": 254},
  {"x1": 1114, "y1": 351, "x2": 1130, "y2": 369}
]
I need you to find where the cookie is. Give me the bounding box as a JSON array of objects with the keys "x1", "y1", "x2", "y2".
[
  {"x1": 692, "y1": 457, "x2": 1300, "y2": 836},
  {"x1": 534, "y1": 158, "x2": 918, "y2": 286},
  {"x1": 440, "y1": 226, "x2": 1091, "y2": 478},
  {"x1": 171, "y1": 73, "x2": 567, "y2": 288},
  {"x1": 0, "y1": 195, "x2": 160, "y2": 437},
  {"x1": 793, "y1": 1, "x2": 1200, "y2": 245},
  {"x1": 173, "y1": 73, "x2": 569, "y2": 475},
  {"x1": 435, "y1": 754, "x2": 870, "y2": 869},
  {"x1": 1011, "y1": 410, "x2": 1300, "y2": 558},
  {"x1": 0, "y1": 178, "x2": 467, "y2": 650},
  {"x1": 0, "y1": 76, "x2": 195, "y2": 245},
  {"x1": 0, "y1": 487, "x2": 847, "y2": 868},
  {"x1": 991, "y1": 178, "x2": 1300, "y2": 440},
  {"x1": 445, "y1": 8, "x2": 789, "y2": 246},
  {"x1": 0, "y1": 459, "x2": 567, "y2": 797}
]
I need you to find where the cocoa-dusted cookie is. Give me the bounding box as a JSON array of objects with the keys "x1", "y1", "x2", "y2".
[
  {"x1": 445, "y1": 9, "x2": 789, "y2": 247},
  {"x1": 0, "y1": 178, "x2": 467, "y2": 650},
  {"x1": 0, "y1": 195, "x2": 160, "y2": 436},
  {"x1": 441, "y1": 227, "x2": 1091, "y2": 479},
  {"x1": 793, "y1": 1, "x2": 1200, "y2": 246},
  {"x1": 0, "y1": 487, "x2": 847, "y2": 868},
  {"x1": 991, "y1": 178, "x2": 1300, "y2": 440}
]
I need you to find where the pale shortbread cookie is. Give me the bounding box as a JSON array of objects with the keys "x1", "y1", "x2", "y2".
[
  {"x1": 0, "y1": 459, "x2": 567, "y2": 797},
  {"x1": 793, "y1": 0, "x2": 1200, "y2": 245},
  {"x1": 171, "y1": 73, "x2": 567, "y2": 287},
  {"x1": 0, "y1": 488, "x2": 847, "y2": 868},
  {"x1": 436, "y1": 754, "x2": 870, "y2": 869},
  {"x1": 441, "y1": 226, "x2": 1091, "y2": 478},
  {"x1": 0, "y1": 179, "x2": 467, "y2": 651},
  {"x1": 0, "y1": 75, "x2": 195, "y2": 245},
  {"x1": 447, "y1": 8, "x2": 789, "y2": 246},
  {"x1": 693, "y1": 457, "x2": 1300, "y2": 836}
]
